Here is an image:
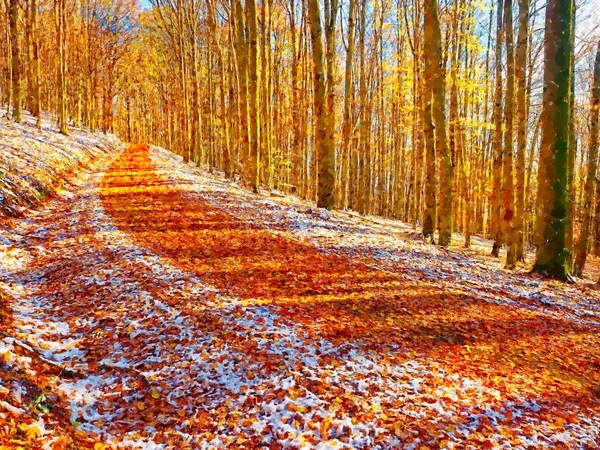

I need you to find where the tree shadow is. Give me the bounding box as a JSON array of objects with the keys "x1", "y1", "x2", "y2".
[{"x1": 98, "y1": 146, "x2": 600, "y2": 397}]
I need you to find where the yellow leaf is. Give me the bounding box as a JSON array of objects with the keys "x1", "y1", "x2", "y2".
[
  {"x1": 94, "y1": 444, "x2": 107, "y2": 450},
  {"x1": 287, "y1": 403, "x2": 307, "y2": 413},
  {"x1": 18, "y1": 423, "x2": 41, "y2": 438},
  {"x1": 394, "y1": 423, "x2": 403, "y2": 437},
  {"x1": 150, "y1": 389, "x2": 160, "y2": 399}
]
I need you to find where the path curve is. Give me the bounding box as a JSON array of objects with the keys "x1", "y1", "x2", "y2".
[{"x1": 3, "y1": 144, "x2": 600, "y2": 449}]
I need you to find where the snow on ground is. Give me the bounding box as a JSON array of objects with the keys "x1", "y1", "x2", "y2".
[
  {"x1": 151, "y1": 146, "x2": 600, "y2": 326},
  {"x1": 1, "y1": 138, "x2": 600, "y2": 448},
  {"x1": 0, "y1": 113, "x2": 122, "y2": 447},
  {"x1": 0, "y1": 113, "x2": 120, "y2": 218},
  {"x1": 145, "y1": 146, "x2": 600, "y2": 448}
]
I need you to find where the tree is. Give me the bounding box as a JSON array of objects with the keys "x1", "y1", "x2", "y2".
[
  {"x1": 235, "y1": 0, "x2": 250, "y2": 178},
  {"x1": 323, "y1": 0, "x2": 338, "y2": 208},
  {"x1": 8, "y1": 0, "x2": 21, "y2": 122},
  {"x1": 422, "y1": 10, "x2": 436, "y2": 241},
  {"x1": 207, "y1": 0, "x2": 232, "y2": 178},
  {"x1": 533, "y1": 0, "x2": 575, "y2": 279},
  {"x1": 503, "y1": 0, "x2": 516, "y2": 268},
  {"x1": 55, "y1": 0, "x2": 68, "y2": 134},
  {"x1": 340, "y1": 0, "x2": 355, "y2": 209},
  {"x1": 490, "y1": 0, "x2": 503, "y2": 257},
  {"x1": 573, "y1": 41, "x2": 600, "y2": 276},
  {"x1": 28, "y1": 0, "x2": 41, "y2": 128},
  {"x1": 308, "y1": 0, "x2": 335, "y2": 209},
  {"x1": 7, "y1": 0, "x2": 596, "y2": 268},
  {"x1": 423, "y1": 0, "x2": 451, "y2": 246},
  {"x1": 247, "y1": 0, "x2": 260, "y2": 193},
  {"x1": 513, "y1": 0, "x2": 530, "y2": 261}
]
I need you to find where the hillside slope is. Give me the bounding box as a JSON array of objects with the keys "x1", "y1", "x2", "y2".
[
  {"x1": 0, "y1": 113, "x2": 120, "y2": 218},
  {"x1": 1, "y1": 132, "x2": 600, "y2": 448},
  {"x1": 0, "y1": 114, "x2": 121, "y2": 448}
]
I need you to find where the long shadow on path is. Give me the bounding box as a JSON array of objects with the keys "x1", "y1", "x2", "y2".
[{"x1": 96, "y1": 144, "x2": 600, "y2": 447}]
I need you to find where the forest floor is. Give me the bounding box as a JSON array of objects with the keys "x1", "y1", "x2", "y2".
[{"x1": 2, "y1": 123, "x2": 600, "y2": 449}]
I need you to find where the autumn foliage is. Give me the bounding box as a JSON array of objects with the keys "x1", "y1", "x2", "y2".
[{"x1": 3, "y1": 137, "x2": 600, "y2": 447}]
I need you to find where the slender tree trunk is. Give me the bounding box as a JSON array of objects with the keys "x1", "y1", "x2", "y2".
[
  {"x1": 341, "y1": 0, "x2": 355, "y2": 209},
  {"x1": 178, "y1": 0, "x2": 191, "y2": 161},
  {"x1": 308, "y1": 0, "x2": 335, "y2": 209},
  {"x1": 30, "y1": 0, "x2": 41, "y2": 128},
  {"x1": 503, "y1": 0, "x2": 517, "y2": 268},
  {"x1": 565, "y1": 9, "x2": 577, "y2": 271},
  {"x1": 260, "y1": 0, "x2": 269, "y2": 185},
  {"x1": 234, "y1": 0, "x2": 250, "y2": 179},
  {"x1": 247, "y1": 0, "x2": 260, "y2": 192},
  {"x1": 422, "y1": 0, "x2": 446, "y2": 241},
  {"x1": 324, "y1": 0, "x2": 338, "y2": 207},
  {"x1": 357, "y1": 0, "x2": 368, "y2": 214},
  {"x1": 24, "y1": 0, "x2": 32, "y2": 112},
  {"x1": 424, "y1": 0, "x2": 452, "y2": 246},
  {"x1": 189, "y1": 15, "x2": 202, "y2": 166},
  {"x1": 490, "y1": 0, "x2": 503, "y2": 256},
  {"x1": 422, "y1": 59, "x2": 437, "y2": 240},
  {"x1": 207, "y1": 0, "x2": 231, "y2": 178},
  {"x1": 56, "y1": 0, "x2": 68, "y2": 134},
  {"x1": 573, "y1": 42, "x2": 600, "y2": 276},
  {"x1": 9, "y1": 0, "x2": 22, "y2": 122},
  {"x1": 514, "y1": 0, "x2": 529, "y2": 261}
]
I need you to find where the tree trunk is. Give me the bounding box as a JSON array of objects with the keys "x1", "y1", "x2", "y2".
[
  {"x1": 208, "y1": 0, "x2": 232, "y2": 178},
  {"x1": 424, "y1": 0, "x2": 452, "y2": 246},
  {"x1": 308, "y1": 0, "x2": 335, "y2": 209},
  {"x1": 357, "y1": 0, "x2": 368, "y2": 214},
  {"x1": 247, "y1": 0, "x2": 260, "y2": 192},
  {"x1": 30, "y1": 0, "x2": 41, "y2": 128},
  {"x1": 573, "y1": 41, "x2": 600, "y2": 276},
  {"x1": 324, "y1": 0, "x2": 338, "y2": 207},
  {"x1": 533, "y1": 0, "x2": 574, "y2": 280},
  {"x1": 421, "y1": 7, "x2": 436, "y2": 240},
  {"x1": 514, "y1": 0, "x2": 529, "y2": 261},
  {"x1": 235, "y1": 0, "x2": 250, "y2": 179},
  {"x1": 56, "y1": 0, "x2": 68, "y2": 134},
  {"x1": 9, "y1": 0, "x2": 22, "y2": 122},
  {"x1": 340, "y1": 0, "x2": 355, "y2": 209},
  {"x1": 490, "y1": 0, "x2": 503, "y2": 256},
  {"x1": 503, "y1": 0, "x2": 517, "y2": 268}
]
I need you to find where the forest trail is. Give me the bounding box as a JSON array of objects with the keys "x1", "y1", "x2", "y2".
[{"x1": 2, "y1": 143, "x2": 600, "y2": 448}]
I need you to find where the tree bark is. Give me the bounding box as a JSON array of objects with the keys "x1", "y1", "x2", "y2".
[
  {"x1": 247, "y1": 0, "x2": 260, "y2": 192},
  {"x1": 30, "y1": 0, "x2": 41, "y2": 128},
  {"x1": 9, "y1": 0, "x2": 22, "y2": 123},
  {"x1": 514, "y1": 0, "x2": 529, "y2": 261},
  {"x1": 424, "y1": 0, "x2": 452, "y2": 246},
  {"x1": 533, "y1": 0, "x2": 574, "y2": 280},
  {"x1": 340, "y1": 0, "x2": 355, "y2": 209},
  {"x1": 503, "y1": 0, "x2": 517, "y2": 268},
  {"x1": 308, "y1": 0, "x2": 335, "y2": 209},
  {"x1": 573, "y1": 41, "x2": 600, "y2": 276},
  {"x1": 490, "y1": 0, "x2": 503, "y2": 256},
  {"x1": 56, "y1": 0, "x2": 68, "y2": 134}
]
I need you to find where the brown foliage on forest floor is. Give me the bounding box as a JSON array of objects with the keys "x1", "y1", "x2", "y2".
[{"x1": 1, "y1": 142, "x2": 600, "y2": 448}]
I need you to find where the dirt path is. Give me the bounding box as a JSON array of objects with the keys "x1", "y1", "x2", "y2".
[{"x1": 2, "y1": 144, "x2": 600, "y2": 448}]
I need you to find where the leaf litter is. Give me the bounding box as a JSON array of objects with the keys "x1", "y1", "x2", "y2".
[{"x1": 0, "y1": 123, "x2": 599, "y2": 448}]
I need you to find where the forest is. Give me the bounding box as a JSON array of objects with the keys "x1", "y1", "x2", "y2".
[
  {"x1": 1, "y1": 0, "x2": 600, "y2": 447},
  {"x1": 1, "y1": 0, "x2": 599, "y2": 280}
]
